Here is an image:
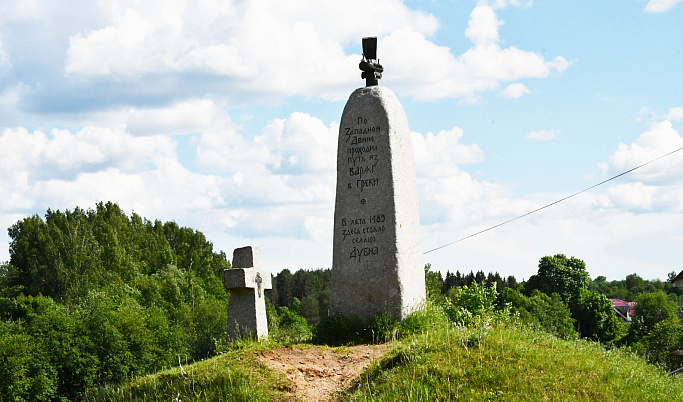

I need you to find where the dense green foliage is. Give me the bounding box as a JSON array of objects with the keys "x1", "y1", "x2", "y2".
[
  {"x1": 3, "y1": 203, "x2": 683, "y2": 398},
  {"x1": 93, "y1": 273, "x2": 683, "y2": 401},
  {"x1": 526, "y1": 254, "x2": 589, "y2": 301},
  {"x1": 590, "y1": 272, "x2": 683, "y2": 303},
  {"x1": 268, "y1": 268, "x2": 330, "y2": 325},
  {"x1": 0, "y1": 202, "x2": 230, "y2": 400},
  {"x1": 524, "y1": 254, "x2": 622, "y2": 343},
  {"x1": 497, "y1": 288, "x2": 577, "y2": 339}
]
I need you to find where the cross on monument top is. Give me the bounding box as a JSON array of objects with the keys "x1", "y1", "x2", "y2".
[{"x1": 359, "y1": 37, "x2": 383, "y2": 87}]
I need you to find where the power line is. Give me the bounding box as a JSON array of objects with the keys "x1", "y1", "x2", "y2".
[{"x1": 423, "y1": 144, "x2": 683, "y2": 255}]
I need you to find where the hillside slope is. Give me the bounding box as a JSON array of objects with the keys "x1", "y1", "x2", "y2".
[{"x1": 89, "y1": 321, "x2": 683, "y2": 401}]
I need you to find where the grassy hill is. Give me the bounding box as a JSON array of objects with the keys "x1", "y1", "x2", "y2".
[{"x1": 87, "y1": 305, "x2": 683, "y2": 401}]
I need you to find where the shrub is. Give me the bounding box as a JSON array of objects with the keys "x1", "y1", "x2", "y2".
[
  {"x1": 273, "y1": 306, "x2": 312, "y2": 343},
  {"x1": 444, "y1": 282, "x2": 504, "y2": 326},
  {"x1": 497, "y1": 288, "x2": 577, "y2": 339}
]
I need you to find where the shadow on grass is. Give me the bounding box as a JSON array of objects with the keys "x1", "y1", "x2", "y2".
[{"x1": 311, "y1": 313, "x2": 400, "y2": 346}]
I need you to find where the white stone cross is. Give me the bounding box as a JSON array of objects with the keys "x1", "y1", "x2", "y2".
[{"x1": 223, "y1": 246, "x2": 272, "y2": 340}]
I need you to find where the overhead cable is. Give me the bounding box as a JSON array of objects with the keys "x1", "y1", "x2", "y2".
[{"x1": 423, "y1": 144, "x2": 683, "y2": 254}]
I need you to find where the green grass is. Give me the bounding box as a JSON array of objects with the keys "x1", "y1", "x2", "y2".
[
  {"x1": 84, "y1": 339, "x2": 289, "y2": 401},
  {"x1": 89, "y1": 303, "x2": 683, "y2": 401},
  {"x1": 344, "y1": 321, "x2": 683, "y2": 401}
]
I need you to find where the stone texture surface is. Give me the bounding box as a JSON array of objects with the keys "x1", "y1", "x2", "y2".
[
  {"x1": 224, "y1": 246, "x2": 272, "y2": 340},
  {"x1": 330, "y1": 86, "x2": 425, "y2": 322}
]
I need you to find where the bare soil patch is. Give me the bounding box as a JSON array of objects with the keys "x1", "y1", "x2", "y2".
[{"x1": 260, "y1": 344, "x2": 390, "y2": 401}]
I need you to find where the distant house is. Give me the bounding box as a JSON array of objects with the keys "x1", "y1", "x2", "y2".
[
  {"x1": 671, "y1": 270, "x2": 683, "y2": 288},
  {"x1": 610, "y1": 299, "x2": 634, "y2": 322}
]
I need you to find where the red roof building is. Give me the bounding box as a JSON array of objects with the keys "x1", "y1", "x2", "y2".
[{"x1": 610, "y1": 299, "x2": 634, "y2": 322}]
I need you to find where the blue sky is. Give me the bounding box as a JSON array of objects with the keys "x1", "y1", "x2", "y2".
[{"x1": 1, "y1": 0, "x2": 682, "y2": 281}]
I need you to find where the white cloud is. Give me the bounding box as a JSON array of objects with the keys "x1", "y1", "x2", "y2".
[
  {"x1": 600, "y1": 120, "x2": 683, "y2": 183},
  {"x1": 64, "y1": 0, "x2": 438, "y2": 100},
  {"x1": 594, "y1": 120, "x2": 683, "y2": 213},
  {"x1": 194, "y1": 111, "x2": 338, "y2": 178},
  {"x1": 501, "y1": 83, "x2": 531, "y2": 99},
  {"x1": 525, "y1": 129, "x2": 558, "y2": 141},
  {"x1": 126, "y1": 99, "x2": 231, "y2": 136},
  {"x1": 661, "y1": 107, "x2": 683, "y2": 121},
  {"x1": 0, "y1": 86, "x2": 23, "y2": 126},
  {"x1": 465, "y1": 4, "x2": 502, "y2": 46},
  {"x1": 0, "y1": 38, "x2": 9, "y2": 70},
  {"x1": 644, "y1": 0, "x2": 683, "y2": 12},
  {"x1": 62, "y1": 1, "x2": 567, "y2": 102},
  {"x1": 409, "y1": 125, "x2": 534, "y2": 228},
  {"x1": 380, "y1": 6, "x2": 569, "y2": 101},
  {"x1": 0, "y1": 126, "x2": 175, "y2": 178},
  {"x1": 476, "y1": 0, "x2": 533, "y2": 9},
  {"x1": 0, "y1": 109, "x2": 340, "y2": 250},
  {"x1": 411, "y1": 126, "x2": 485, "y2": 178}
]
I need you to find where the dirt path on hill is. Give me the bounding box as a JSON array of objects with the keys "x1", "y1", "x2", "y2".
[{"x1": 260, "y1": 344, "x2": 390, "y2": 402}]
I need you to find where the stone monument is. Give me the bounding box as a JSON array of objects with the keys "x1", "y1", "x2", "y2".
[
  {"x1": 330, "y1": 37, "x2": 425, "y2": 322},
  {"x1": 224, "y1": 246, "x2": 272, "y2": 340}
]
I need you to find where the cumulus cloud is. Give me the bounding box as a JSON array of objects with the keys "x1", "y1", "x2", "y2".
[
  {"x1": 501, "y1": 83, "x2": 530, "y2": 99},
  {"x1": 0, "y1": 126, "x2": 176, "y2": 180},
  {"x1": 599, "y1": 121, "x2": 683, "y2": 183},
  {"x1": 465, "y1": 4, "x2": 503, "y2": 46},
  {"x1": 64, "y1": 0, "x2": 437, "y2": 100},
  {"x1": 596, "y1": 120, "x2": 683, "y2": 212},
  {"x1": 411, "y1": 126, "x2": 485, "y2": 177},
  {"x1": 380, "y1": 5, "x2": 569, "y2": 101},
  {"x1": 0, "y1": 125, "x2": 177, "y2": 214},
  {"x1": 525, "y1": 129, "x2": 558, "y2": 141},
  {"x1": 661, "y1": 107, "x2": 683, "y2": 121},
  {"x1": 644, "y1": 0, "x2": 683, "y2": 12},
  {"x1": 409, "y1": 125, "x2": 534, "y2": 228},
  {"x1": 126, "y1": 99, "x2": 231, "y2": 136},
  {"x1": 61, "y1": 1, "x2": 567, "y2": 102},
  {"x1": 0, "y1": 102, "x2": 344, "y2": 254},
  {"x1": 0, "y1": 86, "x2": 23, "y2": 126}
]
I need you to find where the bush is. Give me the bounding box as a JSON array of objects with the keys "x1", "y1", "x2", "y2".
[
  {"x1": 0, "y1": 332, "x2": 57, "y2": 401},
  {"x1": 273, "y1": 306, "x2": 312, "y2": 344},
  {"x1": 497, "y1": 288, "x2": 577, "y2": 339},
  {"x1": 639, "y1": 321, "x2": 683, "y2": 371},
  {"x1": 571, "y1": 289, "x2": 622, "y2": 343},
  {"x1": 444, "y1": 282, "x2": 502, "y2": 326}
]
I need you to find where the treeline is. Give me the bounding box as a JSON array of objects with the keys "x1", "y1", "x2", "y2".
[
  {"x1": 268, "y1": 256, "x2": 683, "y2": 371},
  {"x1": 590, "y1": 273, "x2": 683, "y2": 302},
  {"x1": 266, "y1": 267, "x2": 518, "y2": 326},
  {"x1": 3, "y1": 202, "x2": 682, "y2": 399},
  {"x1": 0, "y1": 202, "x2": 230, "y2": 400}
]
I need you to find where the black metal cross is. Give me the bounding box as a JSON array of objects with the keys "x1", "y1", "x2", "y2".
[{"x1": 359, "y1": 37, "x2": 383, "y2": 87}]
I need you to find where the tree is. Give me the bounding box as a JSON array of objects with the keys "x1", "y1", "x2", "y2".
[
  {"x1": 1, "y1": 202, "x2": 232, "y2": 399},
  {"x1": 570, "y1": 289, "x2": 622, "y2": 342},
  {"x1": 424, "y1": 264, "x2": 443, "y2": 297},
  {"x1": 640, "y1": 321, "x2": 683, "y2": 371},
  {"x1": 624, "y1": 290, "x2": 679, "y2": 345},
  {"x1": 625, "y1": 273, "x2": 645, "y2": 295},
  {"x1": 526, "y1": 254, "x2": 622, "y2": 342},
  {"x1": 274, "y1": 269, "x2": 294, "y2": 308},
  {"x1": 526, "y1": 254, "x2": 588, "y2": 302}
]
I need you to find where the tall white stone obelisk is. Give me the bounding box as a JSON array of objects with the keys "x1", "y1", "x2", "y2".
[{"x1": 330, "y1": 37, "x2": 425, "y2": 321}]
